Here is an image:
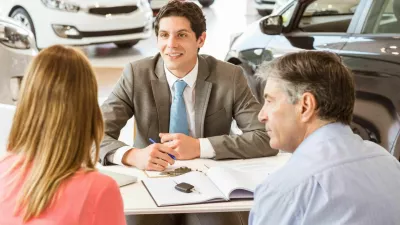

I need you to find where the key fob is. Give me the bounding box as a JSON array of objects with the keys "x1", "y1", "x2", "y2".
[{"x1": 175, "y1": 182, "x2": 194, "y2": 193}]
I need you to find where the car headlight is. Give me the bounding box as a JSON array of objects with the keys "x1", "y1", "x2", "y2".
[
  {"x1": 0, "y1": 21, "x2": 34, "y2": 49},
  {"x1": 41, "y1": 0, "x2": 80, "y2": 12}
]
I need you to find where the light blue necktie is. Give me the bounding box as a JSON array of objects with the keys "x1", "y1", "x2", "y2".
[{"x1": 169, "y1": 80, "x2": 189, "y2": 135}]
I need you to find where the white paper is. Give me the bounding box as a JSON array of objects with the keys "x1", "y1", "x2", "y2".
[
  {"x1": 142, "y1": 154, "x2": 291, "y2": 206},
  {"x1": 206, "y1": 158, "x2": 286, "y2": 199},
  {"x1": 142, "y1": 171, "x2": 225, "y2": 206},
  {"x1": 206, "y1": 166, "x2": 257, "y2": 199}
]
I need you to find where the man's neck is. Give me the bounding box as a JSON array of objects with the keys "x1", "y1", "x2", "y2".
[
  {"x1": 169, "y1": 68, "x2": 192, "y2": 78},
  {"x1": 302, "y1": 120, "x2": 333, "y2": 142},
  {"x1": 167, "y1": 58, "x2": 197, "y2": 78},
  {"x1": 287, "y1": 120, "x2": 333, "y2": 153}
]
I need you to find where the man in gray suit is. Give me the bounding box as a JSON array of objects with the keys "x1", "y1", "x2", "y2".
[
  {"x1": 100, "y1": 1, "x2": 277, "y2": 224},
  {"x1": 100, "y1": 1, "x2": 277, "y2": 170}
]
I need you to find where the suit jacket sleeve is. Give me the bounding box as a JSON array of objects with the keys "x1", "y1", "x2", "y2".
[
  {"x1": 99, "y1": 63, "x2": 135, "y2": 165},
  {"x1": 207, "y1": 66, "x2": 278, "y2": 159}
]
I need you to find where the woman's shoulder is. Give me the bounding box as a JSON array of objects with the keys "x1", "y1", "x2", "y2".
[
  {"x1": 61, "y1": 169, "x2": 120, "y2": 203},
  {"x1": 0, "y1": 153, "x2": 18, "y2": 163},
  {"x1": 0, "y1": 153, "x2": 23, "y2": 172},
  {"x1": 72, "y1": 169, "x2": 119, "y2": 189}
]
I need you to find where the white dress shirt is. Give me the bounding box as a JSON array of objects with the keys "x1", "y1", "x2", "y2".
[
  {"x1": 112, "y1": 59, "x2": 216, "y2": 165},
  {"x1": 250, "y1": 123, "x2": 400, "y2": 225}
]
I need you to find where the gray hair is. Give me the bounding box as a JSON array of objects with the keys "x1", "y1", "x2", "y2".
[
  {"x1": 255, "y1": 51, "x2": 355, "y2": 125},
  {"x1": 256, "y1": 60, "x2": 308, "y2": 104}
]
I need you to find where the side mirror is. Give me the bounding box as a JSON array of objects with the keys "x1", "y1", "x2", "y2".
[{"x1": 259, "y1": 15, "x2": 284, "y2": 35}]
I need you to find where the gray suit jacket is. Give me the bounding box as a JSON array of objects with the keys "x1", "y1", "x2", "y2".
[{"x1": 99, "y1": 54, "x2": 278, "y2": 165}]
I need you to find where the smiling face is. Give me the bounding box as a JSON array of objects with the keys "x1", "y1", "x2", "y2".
[
  {"x1": 258, "y1": 78, "x2": 304, "y2": 152},
  {"x1": 157, "y1": 16, "x2": 206, "y2": 77}
]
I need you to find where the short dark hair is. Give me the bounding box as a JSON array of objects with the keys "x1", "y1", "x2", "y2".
[
  {"x1": 257, "y1": 51, "x2": 355, "y2": 125},
  {"x1": 154, "y1": 0, "x2": 206, "y2": 39}
]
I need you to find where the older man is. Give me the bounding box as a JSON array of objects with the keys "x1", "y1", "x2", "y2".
[{"x1": 250, "y1": 51, "x2": 400, "y2": 225}]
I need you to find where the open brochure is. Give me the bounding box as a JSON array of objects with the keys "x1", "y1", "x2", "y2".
[{"x1": 142, "y1": 159, "x2": 285, "y2": 206}]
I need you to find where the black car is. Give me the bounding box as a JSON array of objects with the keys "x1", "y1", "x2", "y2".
[{"x1": 225, "y1": 0, "x2": 400, "y2": 158}]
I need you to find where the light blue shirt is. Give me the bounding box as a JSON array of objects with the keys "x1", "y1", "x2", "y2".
[{"x1": 249, "y1": 123, "x2": 400, "y2": 225}]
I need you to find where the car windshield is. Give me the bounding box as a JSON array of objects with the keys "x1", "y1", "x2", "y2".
[
  {"x1": 303, "y1": 0, "x2": 359, "y2": 16},
  {"x1": 281, "y1": 2, "x2": 297, "y2": 27},
  {"x1": 272, "y1": 0, "x2": 293, "y2": 15},
  {"x1": 297, "y1": 0, "x2": 360, "y2": 33}
]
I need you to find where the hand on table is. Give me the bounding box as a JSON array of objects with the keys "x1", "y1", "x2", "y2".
[
  {"x1": 122, "y1": 143, "x2": 177, "y2": 171},
  {"x1": 159, "y1": 133, "x2": 200, "y2": 160}
]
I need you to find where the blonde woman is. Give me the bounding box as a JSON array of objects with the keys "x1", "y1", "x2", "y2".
[{"x1": 0, "y1": 45, "x2": 126, "y2": 225}]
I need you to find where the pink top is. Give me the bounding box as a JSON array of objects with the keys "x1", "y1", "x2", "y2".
[{"x1": 0, "y1": 154, "x2": 126, "y2": 225}]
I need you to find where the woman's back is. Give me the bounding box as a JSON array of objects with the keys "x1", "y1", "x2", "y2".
[{"x1": 0, "y1": 154, "x2": 126, "y2": 225}]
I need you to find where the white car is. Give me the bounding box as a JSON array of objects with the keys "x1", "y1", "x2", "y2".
[
  {"x1": 0, "y1": 0, "x2": 153, "y2": 49},
  {"x1": 149, "y1": 0, "x2": 169, "y2": 16},
  {"x1": 0, "y1": 17, "x2": 37, "y2": 105},
  {"x1": 150, "y1": 0, "x2": 215, "y2": 17},
  {"x1": 254, "y1": 0, "x2": 290, "y2": 16},
  {"x1": 254, "y1": 0, "x2": 276, "y2": 16},
  {"x1": 0, "y1": 17, "x2": 36, "y2": 154}
]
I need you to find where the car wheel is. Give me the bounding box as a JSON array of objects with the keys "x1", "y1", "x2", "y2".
[
  {"x1": 114, "y1": 40, "x2": 139, "y2": 49},
  {"x1": 198, "y1": 0, "x2": 215, "y2": 7},
  {"x1": 257, "y1": 9, "x2": 272, "y2": 17},
  {"x1": 10, "y1": 8, "x2": 36, "y2": 36}
]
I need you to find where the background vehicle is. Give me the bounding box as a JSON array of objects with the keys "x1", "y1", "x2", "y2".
[
  {"x1": 254, "y1": 0, "x2": 277, "y2": 16},
  {"x1": 0, "y1": 17, "x2": 37, "y2": 105},
  {"x1": 197, "y1": 0, "x2": 215, "y2": 7},
  {"x1": 149, "y1": 0, "x2": 170, "y2": 17},
  {"x1": 0, "y1": 17, "x2": 36, "y2": 156},
  {"x1": 254, "y1": 0, "x2": 290, "y2": 16},
  {"x1": 226, "y1": 0, "x2": 400, "y2": 158},
  {"x1": 149, "y1": 0, "x2": 214, "y2": 17},
  {"x1": 0, "y1": 0, "x2": 153, "y2": 49}
]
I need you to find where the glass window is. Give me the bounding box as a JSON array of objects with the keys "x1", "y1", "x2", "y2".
[
  {"x1": 273, "y1": 0, "x2": 292, "y2": 15},
  {"x1": 298, "y1": 0, "x2": 360, "y2": 32},
  {"x1": 363, "y1": 0, "x2": 400, "y2": 34},
  {"x1": 281, "y1": 3, "x2": 297, "y2": 27}
]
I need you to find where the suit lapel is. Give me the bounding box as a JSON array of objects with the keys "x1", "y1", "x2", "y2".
[
  {"x1": 152, "y1": 56, "x2": 170, "y2": 134},
  {"x1": 194, "y1": 56, "x2": 212, "y2": 138}
]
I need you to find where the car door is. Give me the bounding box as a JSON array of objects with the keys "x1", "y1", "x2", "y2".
[
  {"x1": 250, "y1": 0, "x2": 363, "y2": 103},
  {"x1": 265, "y1": 0, "x2": 363, "y2": 60},
  {"x1": 339, "y1": 0, "x2": 400, "y2": 157}
]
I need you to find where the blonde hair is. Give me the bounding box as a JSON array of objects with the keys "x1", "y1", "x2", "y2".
[{"x1": 6, "y1": 45, "x2": 104, "y2": 222}]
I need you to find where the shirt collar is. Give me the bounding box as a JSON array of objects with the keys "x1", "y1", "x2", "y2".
[
  {"x1": 164, "y1": 58, "x2": 198, "y2": 89},
  {"x1": 293, "y1": 122, "x2": 353, "y2": 156}
]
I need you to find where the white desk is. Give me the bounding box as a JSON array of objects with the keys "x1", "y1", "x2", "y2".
[
  {"x1": 0, "y1": 104, "x2": 290, "y2": 215},
  {"x1": 99, "y1": 153, "x2": 291, "y2": 215}
]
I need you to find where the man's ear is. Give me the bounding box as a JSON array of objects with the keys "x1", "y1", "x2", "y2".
[
  {"x1": 299, "y1": 92, "x2": 318, "y2": 123},
  {"x1": 197, "y1": 32, "x2": 206, "y2": 48}
]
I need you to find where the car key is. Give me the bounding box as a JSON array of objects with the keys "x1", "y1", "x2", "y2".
[{"x1": 175, "y1": 182, "x2": 200, "y2": 194}]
